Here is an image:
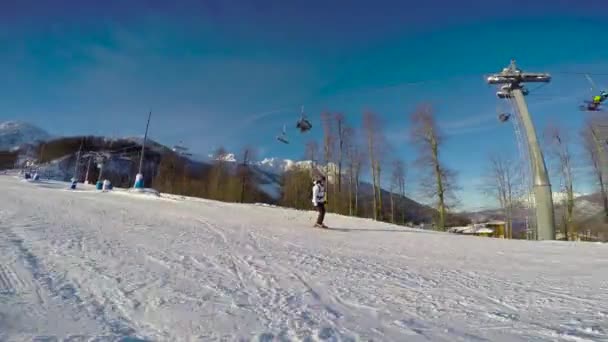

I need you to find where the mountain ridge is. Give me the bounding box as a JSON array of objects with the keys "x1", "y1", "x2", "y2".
[{"x1": 0, "y1": 120, "x2": 52, "y2": 151}]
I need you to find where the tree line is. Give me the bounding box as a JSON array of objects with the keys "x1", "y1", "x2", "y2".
[
  {"x1": 152, "y1": 146, "x2": 273, "y2": 204},
  {"x1": 279, "y1": 105, "x2": 465, "y2": 230}
]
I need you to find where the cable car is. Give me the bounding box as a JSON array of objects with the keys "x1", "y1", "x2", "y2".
[
  {"x1": 277, "y1": 125, "x2": 289, "y2": 144},
  {"x1": 296, "y1": 106, "x2": 312, "y2": 133}
]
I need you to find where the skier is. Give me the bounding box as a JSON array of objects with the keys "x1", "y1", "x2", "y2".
[{"x1": 312, "y1": 176, "x2": 328, "y2": 228}]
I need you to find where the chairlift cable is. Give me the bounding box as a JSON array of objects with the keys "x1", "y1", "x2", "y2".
[
  {"x1": 526, "y1": 82, "x2": 549, "y2": 93},
  {"x1": 552, "y1": 71, "x2": 608, "y2": 76},
  {"x1": 584, "y1": 73, "x2": 599, "y2": 93}
]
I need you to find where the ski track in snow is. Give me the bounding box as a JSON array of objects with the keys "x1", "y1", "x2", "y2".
[{"x1": 0, "y1": 176, "x2": 607, "y2": 341}]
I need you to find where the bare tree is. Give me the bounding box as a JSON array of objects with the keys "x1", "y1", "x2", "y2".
[
  {"x1": 389, "y1": 167, "x2": 396, "y2": 223},
  {"x1": 363, "y1": 112, "x2": 379, "y2": 220},
  {"x1": 345, "y1": 126, "x2": 365, "y2": 216},
  {"x1": 208, "y1": 146, "x2": 229, "y2": 200},
  {"x1": 153, "y1": 153, "x2": 186, "y2": 194},
  {"x1": 305, "y1": 140, "x2": 321, "y2": 178},
  {"x1": 410, "y1": 104, "x2": 458, "y2": 231},
  {"x1": 374, "y1": 158, "x2": 383, "y2": 220},
  {"x1": 353, "y1": 148, "x2": 364, "y2": 216},
  {"x1": 391, "y1": 160, "x2": 407, "y2": 224},
  {"x1": 399, "y1": 161, "x2": 407, "y2": 224},
  {"x1": 363, "y1": 111, "x2": 388, "y2": 220},
  {"x1": 545, "y1": 124, "x2": 575, "y2": 240},
  {"x1": 321, "y1": 112, "x2": 336, "y2": 209},
  {"x1": 484, "y1": 153, "x2": 518, "y2": 238},
  {"x1": 280, "y1": 166, "x2": 311, "y2": 209},
  {"x1": 581, "y1": 120, "x2": 608, "y2": 221},
  {"x1": 321, "y1": 112, "x2": 334, "y2": 175},
  {"x1": 238, "y1": 146, "x2": 256, "y2": 203},
  {"x1": 344, "y1": 126, "x2": 356, "y2": 215},
  {"x1": 281, "y1": 141, "x2": 319, "y2": 210},
  {"x1": 335, "y1": 113, "x2": 346, "y2": 193},
  {"x1": 305, "y1": 140, "x2": 319, "y2": 161}
]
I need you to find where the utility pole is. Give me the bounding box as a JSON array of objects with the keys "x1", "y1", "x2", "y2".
[
  {"x1": 139, "y1": 111, "x2": 152, "y2": 175},
  {"x1": 135, "y1": 111, "x2": 152, "y2": 189},
  {"x1": 487, "y1": 59, "x2": 556, "y2": 240}
]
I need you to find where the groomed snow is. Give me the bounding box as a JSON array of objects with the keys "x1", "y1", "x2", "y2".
[{"x1": 0, "y1": 175, "x2": 607, "y2": 341}]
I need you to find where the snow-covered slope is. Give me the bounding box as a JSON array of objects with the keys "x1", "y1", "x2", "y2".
[
  {"x1": 1, "y1": 175, "x2": 606, "y2": 341},
  {"x1": 0, "y1": 121, "x2": 51, "y2": 151}
]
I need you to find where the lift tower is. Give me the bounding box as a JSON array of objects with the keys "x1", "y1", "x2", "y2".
[{"x1": 487, "y1": 60, "x2": 556, "y2": 240}]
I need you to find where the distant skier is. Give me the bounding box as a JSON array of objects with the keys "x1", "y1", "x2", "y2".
[{"x1": 312, "y1": 176, "x2": 328, "y2": 228}]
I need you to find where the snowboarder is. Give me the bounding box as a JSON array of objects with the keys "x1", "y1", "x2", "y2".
[{"x1": 312, "y1": 176, "x2": 327, "y2": 228}]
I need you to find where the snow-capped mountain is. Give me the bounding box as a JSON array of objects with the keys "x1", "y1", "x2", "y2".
[
  {"x1": 517, "y1": 191, "x2": 586, "y2": 206},
  {"x1": 216, "y1": 153, "x2": 237, "y2": 163},
  {"x1": 256, "y1": 157, "x2": 314, "y2": 174},
  {"x1": 214, "y1": 156, "x2": 339, "y2": 198},
  {"x1": 0, "y1": 121, "x2": 52, "y2": 151},
  {"x1": 205, "y1": 154, "x2": 335, "y2": 175}
]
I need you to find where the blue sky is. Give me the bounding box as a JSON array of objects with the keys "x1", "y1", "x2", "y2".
[{"x1": 1, "y1": 0, "x2": 608, "y2": 210}]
